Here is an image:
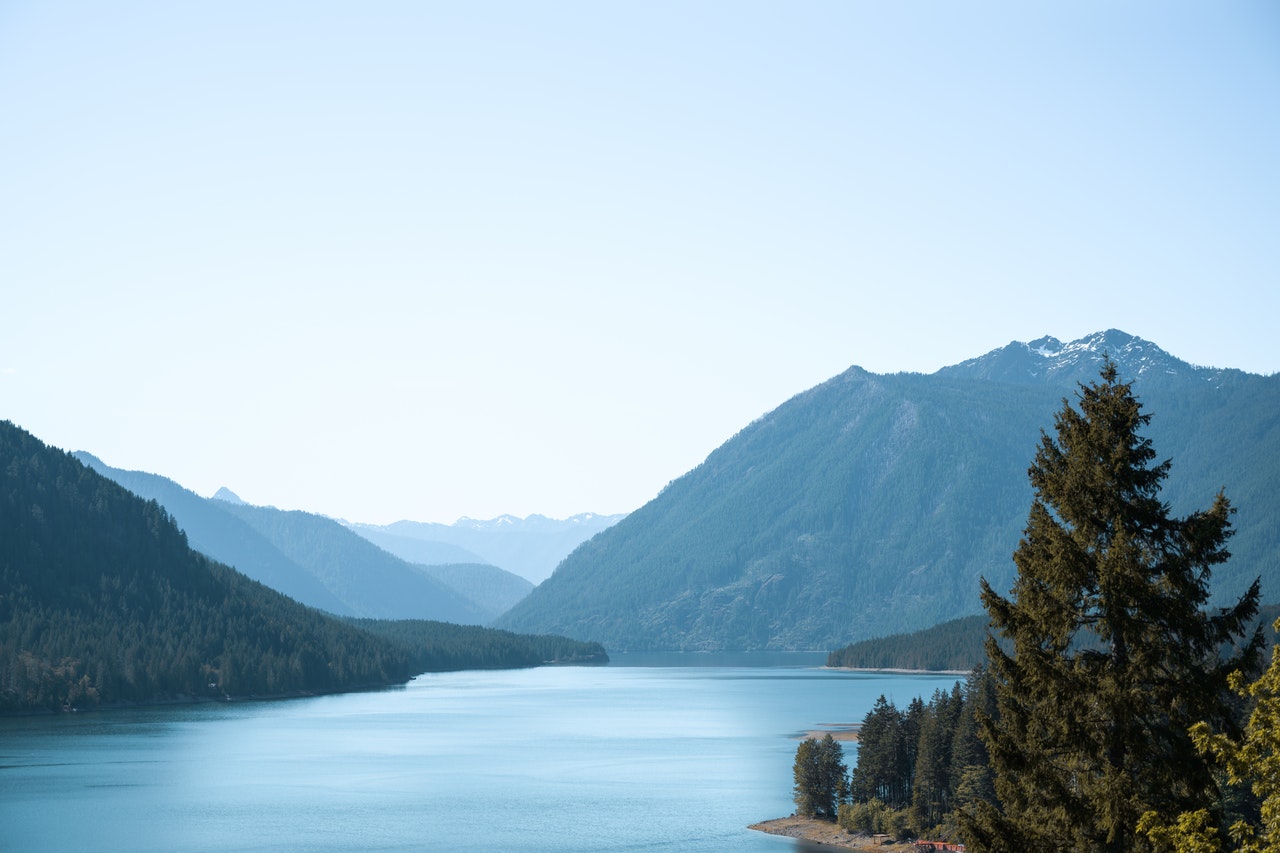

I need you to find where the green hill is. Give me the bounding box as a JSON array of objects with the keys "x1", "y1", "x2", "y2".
[{"x1": 826, "y1": 605, "x2": 1280, "y2": 672}]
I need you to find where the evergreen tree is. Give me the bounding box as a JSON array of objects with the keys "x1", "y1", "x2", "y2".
[
  {"x1": 913, "y1": 684, "x2": 965, "y2": 831},
  {"x1": 794, "y1": 733, "x2": 848, "y2": 819},
  {"x1": 967, "y1": 362, "x2": 1261, "y2": 852},
  {"x1": 950, "y1": 667, "x2": 997, "y2": 813},
  {"x1": 1141, "y1": 616, "x2": 1280, "y2": 852},
  {"x1": 852, "y1": 695, "x2": 910, "y2": 807}
]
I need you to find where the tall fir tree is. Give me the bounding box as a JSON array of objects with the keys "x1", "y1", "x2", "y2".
[
  {"x1": 852, "y1": 695, "x2": 910, "y2": 808},
  {"x1": 793, "y1": 733, "x2": 848, "y2": 819},
  {"x1": 913, "y1": 683, "x2": 965, "y2": 831},
  {"x1": 1141, "y1": 615, "x2": 1280, "y2": 852},
  {"x1": 966, "y1": 362, "x2": 1261, "y2": 853}
]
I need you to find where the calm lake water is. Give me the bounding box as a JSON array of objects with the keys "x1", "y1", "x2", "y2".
[{"x1": 0, "y1": 654, "x2": 961, "y2": 852}]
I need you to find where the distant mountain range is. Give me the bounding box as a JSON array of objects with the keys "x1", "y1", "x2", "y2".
[
  {"x1": 497, "y1": 331, "x2": 1280, "y2": 651},
  {"x1": 73, "y1": 456, "x2": 615, "y2": 623},
  {"x1": 74, "y1": 454, "x2": 507, "y2": 623},
  {"x1": 347, "y1": 513, "x2": 625, "y2": 585}
]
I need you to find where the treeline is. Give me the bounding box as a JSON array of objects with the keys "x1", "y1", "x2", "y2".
[
  {"x1": 0, "y1": 421, "x2": 602, "y2": 714},
  {"x1": 348, "y1": 618, "x2": 607, "y2": 672},
  {"x1": 827, "y1": 615, "x2": 989, "y2": 671},
  {"x1": 828, "y1": 607, "x2": 1280, "y2": 673},
  {"x1": 840, "y1": 669, "x2": 994, "y2": 840}
]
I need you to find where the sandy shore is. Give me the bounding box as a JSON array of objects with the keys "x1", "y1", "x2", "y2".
[{"x1": 748, "y1": 816, "x2": 913, "y2": 850}]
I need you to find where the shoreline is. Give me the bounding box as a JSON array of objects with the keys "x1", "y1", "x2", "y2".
[
  {"x1": 824, "y1": 666, "x2": 971, "y2": 675},
  {"x1": 749, "y1": 816, "x2": 913, "y2": 851}
]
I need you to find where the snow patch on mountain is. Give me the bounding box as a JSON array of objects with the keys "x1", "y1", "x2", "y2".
[{"x1": 937, "y1": 329, "x2": 1244, "y2": 388}]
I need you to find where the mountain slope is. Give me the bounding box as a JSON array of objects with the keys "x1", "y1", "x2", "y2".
[
  {"x1": 346, "y1": 526, "x2": 489, "y2": 568},
  {"x1": 497, "y1": 331, "x2": 1280, "y2": 651},
  {"x1": 413, "y1": 563, "x2": 534, "y2": 622},
  {"x1": 1, "y1": 421, "x2": 607, "y2": 712},
  {"x1": 1, "y1": 421, "x2": 415, "y2": 709},
  {"x1": 313, "y1": 525, "x2": 534, "y2": 620},
  {"x1": 216, "y1": 501, "x2": 488, "y2": 623},
  {"x1": 77, "y1": 455, "x2": 486, "y2": 624},
  {"x1": 74, "y1": 453, "x2": 352, "y2": 615}
]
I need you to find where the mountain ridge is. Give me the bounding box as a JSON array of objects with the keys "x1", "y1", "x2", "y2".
[
  {"x1": 350, "y1": 512, "x2": 625, "y2": 585},
  {"x1": 497, "y1": 331, "x2": 1280, "y2": 651},
  {"x1": 74, "y1": 454, "x2": 490, "y2": 624},
  {"x1": 936, "y1": 329, "x2": 1250, "y2": 387}
]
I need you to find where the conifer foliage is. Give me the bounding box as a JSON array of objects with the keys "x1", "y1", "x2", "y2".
[
  {"x1": 793, "y1": 733, "x2": 848, "y2": 820},
  {"x1": 969, "y1": 363, "x2": 1262, "y2": 852}
]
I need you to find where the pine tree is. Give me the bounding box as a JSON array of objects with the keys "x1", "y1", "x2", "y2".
[
  {"x1": 966, "y1": 362, "x2": 1261, "y2": 852},
  {"x1": 1141, "y1": 615, "x2": 1280, "y2": 852},
  {"x1": 913, "y1": 684, "x2": 965, "y2": 831},
  {"x1": 794, "y1": 733, "x2": 848, "y2": 819},
  {"x1": 852, "y1": 695, "x2": 910, "y2": 807}
]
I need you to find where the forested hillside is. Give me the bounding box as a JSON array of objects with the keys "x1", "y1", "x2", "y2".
[
  {"x1": 214, "y1": 501, "x2": 488, "y2": 623},
  {"x1": 350, "y1": 619, "x2": 607, "y2": 670},
  {"x1": 826, "y1": 605, "x2": 1280, "y2": 672},
  {"x1": 827, "y1": 616, "x2": 990, "y2": 672},
  {"x1": 74, "y1": 453, "x2": 354, "y2": 614},
  {"x1": 498, "y1": 332, "x2": 1280, "y2": 650},
  {"x1": 0, "y1": 422, "x2": 605, "y2": 712},
  {"x1": 412, "y1": 563, "x2": 533, "y2": 622},
  {"x1": 1, "y1": 422, "x2": 413, "y2": 710}
]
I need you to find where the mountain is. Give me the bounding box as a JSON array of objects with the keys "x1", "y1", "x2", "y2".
[
  {"x1": 346, "y1": 526, "x2": 490, "y2": 568},
  {"x1": 1, "y1": 421, "x2": 415, "y2": 709},
  {"x1": 73, "y1": 453, "x2": 353, "y2": 614},
  {"x1": 349, "y1": 512, "x2": 625, "y2": 584},
  {"x1": 75, "y1": 454, "x2": 486, "y2": 624},
  {"x1": 1, "y1": 420, "x2": 606, "y2": 712},
  {"x1": 212, "y1": 486, "x2": 247, "y2": 505},
  {"x1": 414, "y1": 563, "x2": 534, "y2": 623},
  {"x1": 936, "y1": 329, "x2": 1248, "y2": 388},
  {"x1": 497, "y1": 331, "x2": 1280, "y2": 651}
]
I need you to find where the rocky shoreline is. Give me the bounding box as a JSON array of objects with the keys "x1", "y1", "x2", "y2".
[{"x1": 748, "y1": 816, "x2": 913, "y2": 851}]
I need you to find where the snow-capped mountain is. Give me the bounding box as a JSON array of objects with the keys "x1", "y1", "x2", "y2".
[{"x1": 937, "y1": 329, "x2": 1246, "y2": 388}]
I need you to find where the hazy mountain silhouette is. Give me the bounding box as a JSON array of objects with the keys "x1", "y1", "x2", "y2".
[
  {"x1": 349, "y1": 513, "x2": 625, "y2": 584},
  {"x1": 75, "y1": 454, "x2": 486, "y2": 624}
]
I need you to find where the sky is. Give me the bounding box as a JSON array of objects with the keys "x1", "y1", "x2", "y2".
[{"x1": 2, "y1": 2, "x2": 1278, "y2": 525}]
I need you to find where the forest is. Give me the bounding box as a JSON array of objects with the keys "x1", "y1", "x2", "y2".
[
  {"x1": 793, "y1": 365, "x2": 1280, "y2": 851},
  {"x1": 0, "y1": 420, "x2": 603, "y2": 713}
]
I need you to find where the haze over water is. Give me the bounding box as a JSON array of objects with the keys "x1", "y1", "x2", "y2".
[{"x1": 0, "y1": 658, "x2": 959, "y2": 851}]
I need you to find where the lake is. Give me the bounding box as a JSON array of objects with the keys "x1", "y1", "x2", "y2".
[{"x1": 0, "y1": 655, "x2": 962, "y2": 851}]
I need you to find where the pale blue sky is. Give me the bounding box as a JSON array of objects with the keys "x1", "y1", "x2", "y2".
[{"x1": 2, "y1": 2, "x2": 1277, "y2": 524}]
